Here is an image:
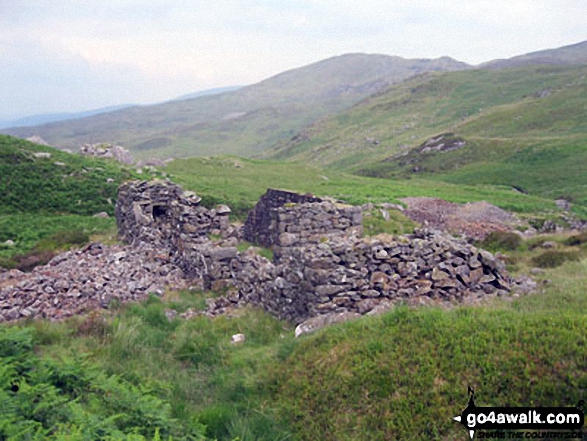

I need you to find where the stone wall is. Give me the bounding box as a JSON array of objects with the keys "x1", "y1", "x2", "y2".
[
  {"x1": 243, "y1": 189, "x2": 323, "y2": 247},
  {"x1": 116, "y1": 181, "x2": 511, "y2": 325},
  {"x1": 198, "y1": 229, "x2": 510, "y2": 323},
  {"x1": 0, "y1": 181, "x2": 516, "y2": 324},
  {"x1": 271, "y1": 201, "x2": 363, "y2": 251},
  {"x1": 116, "y1": 180, "x2": 237, "y2": 247}
]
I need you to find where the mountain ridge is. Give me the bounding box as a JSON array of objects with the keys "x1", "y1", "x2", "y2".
[
  {"x1": 3, "y1": 39, "x2": 587, "y2": 160},
  {"x1": 0, "y1": 104, "x2": 134, "y2": 130},
  {"x1": 1, "y1": 53, "x2": 469, "y2": 157}
]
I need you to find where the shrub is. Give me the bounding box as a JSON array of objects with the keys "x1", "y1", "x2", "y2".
[
  {"x1": 479, "y1": 231, "x2": 522, "y2": 251},
  {"x1": 564, "y1": 232, "x2": 587, "y2": 246},
  {"x1": 531, "y1": 250, "x2": 581, "y2": 268},
  {"x1": 0, "y1": 326, "x2": 203, "y2": 440},
  {"x1": 362, "y1": 209, "x2": 417, "y2": 236}
]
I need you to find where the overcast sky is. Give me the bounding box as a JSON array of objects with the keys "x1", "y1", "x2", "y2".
[{"x1": 0, "y1": 0, "x2": 585, "y2": 121}]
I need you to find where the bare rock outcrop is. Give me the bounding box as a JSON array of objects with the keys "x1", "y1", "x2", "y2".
[{"x1": 80, "y1": 143, "x2": 134, "y2": 165}]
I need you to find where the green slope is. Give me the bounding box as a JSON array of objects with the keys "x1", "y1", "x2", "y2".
[
  {"x1": 482, "y1": 39, "x2": 587, "y2": 68},
  {"x1": 0, "y1": 135, "x2": 152, "y2": 268},
  {"x1": 267, "y1": 65, "x2": 587, "y2": 211},
  {"x1": 164, "y1": 156, "x2": 558, "y2": 219},
  {"x1": 0, "y1": 135, "x2": 143, "y2": 215},
  {"x1": 1, "y1": 55, "x2": 467, "y2": 159}
]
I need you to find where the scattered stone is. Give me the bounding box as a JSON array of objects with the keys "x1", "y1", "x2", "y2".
[
  {"x1": 231, "y1": 333, "x2": 246, "y2": 344},
  {"x1": 165, "y1": 309, "x2": 178, "y2": 321},
  {"x1": 216, "y1": 205, "x2": 231, "y2": 215},
  {"x1": 26, "y1": 136, "x2": 50, "y2": 146},
  {"x1": 295, "y1": 312, "x2": 361, "y2": 337},
  {"x1": 80, "y1": 143, "x2": 134, "y2": 165},
  {"x1": 555, "y1": 199, "x2": 571, "y2": 211},
  {"x1": 400, "y1": 197, "x2": 519, "y2": 240},
  {"x1": 540, "y1": 241, "x2": 557, "y2": 249},
  {"x1": 93, "y1": 212, "x2": 110, "y2": 219},
  {"x1": 3, "y1": 240, "x2": 14, "y2": 247},
  {"x1": 33, "y1": 152, "x2": 51, "y2": 159},
  {"x1": 418, "y1": 133, "x2": 466, "y2": 153},
  {"x1": 0, "y1": 241, "x2": 187, "y2": 323},
  {"x1": 0, "y1": 181, "x2": 513, "y2": 332}
]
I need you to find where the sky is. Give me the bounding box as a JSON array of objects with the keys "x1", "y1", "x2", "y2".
[{"x1": 0, "y1": 0, "x2": 586, "y2": 121}]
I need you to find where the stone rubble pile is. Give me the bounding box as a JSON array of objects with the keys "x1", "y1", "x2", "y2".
[
  {"x1": 0, "y1": 243, "x2": 187, "y2": 322},
  {"x1": 80, "y1": 143, "x2": 134, "y2": 165},
  {"x1": 400, "y1": 197, "x2": 519, "y2": 240}
]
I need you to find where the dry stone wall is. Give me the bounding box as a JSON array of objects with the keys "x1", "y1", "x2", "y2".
[
  {"x1": 196, "y1": 229, "x2": 510, "y2": 323},
  {"x1": 116, "y1": 181, "x2": 512, "y2": 324},
  {"x1": 268, "y1": 230, "x2": 509, "y2": 321},
  {"x1": 271, "y1": 201, "x2": 363, "y2": 251},
  {"x1": 243, "y1": 189, "x2": 323, "y2": 246},
  {"x1": 116, "y1": 180, "x2": 238, "y2": 247},
  {"x1": 0, "y1": 180, "x2": 513, "y2": 325}
]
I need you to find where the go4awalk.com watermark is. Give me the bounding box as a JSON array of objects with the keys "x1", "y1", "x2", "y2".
[{"x1": 453, "y1": 388, "x2": 585, "y2": 439}]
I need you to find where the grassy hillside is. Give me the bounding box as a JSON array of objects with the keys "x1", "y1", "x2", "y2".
[
  {"x1": 0, "y1": 135, "x2": 144, "y2": 215},
  {"x1": 482, "y1": 39, "x2": 587, "y2": 69},
  {"x1": 268, "y1": 65, "x2": 587, "y2": 212},
  {"x1": 2, "y1": 236, "x2": 586, "y2": 440},
  {"x1": 0, "y1": 135, "x2": 152, "y2": 269},
  {"x1": 164, "y1": 156, "x2": 558, "y2": 220},
  {"x1": 1, "y1": 55, "x2": 467, "y2": 159}
]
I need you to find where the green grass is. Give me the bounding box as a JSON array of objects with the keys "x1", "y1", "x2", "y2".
[
  {"x1": 165, "y1": 156, "x2": 558, "y2": 221},
  {"x1": 276, "y1": 290, "x2": 587, "y2": 440},
  {"x1": 364, "y1": 137, "x2": 587, "y2": 216},
  {"x1": 0, "y1": 135, "x2": 158, "y2": 269},
  {"x1": 270, "y1": 65, "x2": 587, "y2": 168},
  {"x1": 2, "y1": 253, "x2": 586, "y2": 440},
  {"x1": 0, "y1": 214, "x2": 115, "y2": 269},
  {"x1": 266, "y1": 65, "x2": 587, "y2": 215},
  {"x1": 361, "y1": 208, "x2": 417, "y2": 236},
  {"x1": 4, "y1": 293, "x2": 296, "y2": 441},
  {"x1": 0, "y1": 135, "x2": 149, "y2": 216}
]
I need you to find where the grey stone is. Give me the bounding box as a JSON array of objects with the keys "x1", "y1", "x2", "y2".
[
  {"x1": 295, "y1": 312, "x2": 361, "y2": 337},
  {"x1": 231, "y1": 333, "x2": 246, "y2": 344},
  {"x1": 209, "y1": 247, "x2": 237, "y2": 261}
]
